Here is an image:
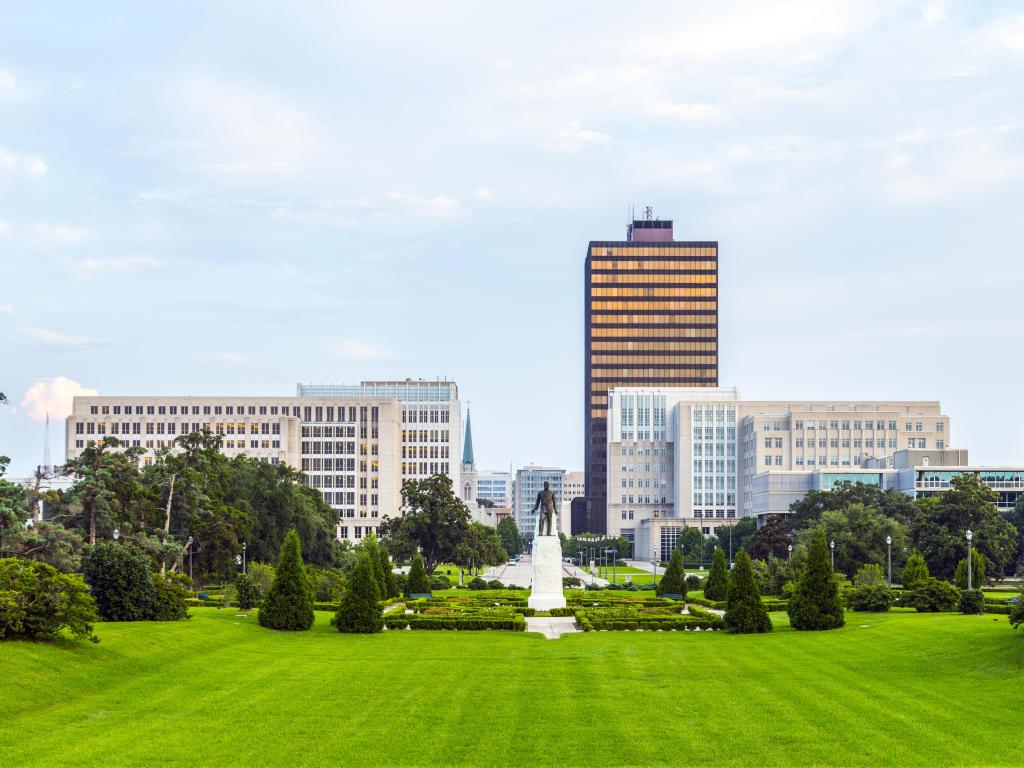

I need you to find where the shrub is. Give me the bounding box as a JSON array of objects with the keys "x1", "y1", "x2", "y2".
[
  {"x1": 901, "y1": 550, "x2": 929, "y2": 590},
  {"x1": 377, "y1": 546, "x2": 399, "y2": 599},
  {"x1": 787, "y1": 526, "x2": 844, "y2": 631},
  {"x1": 853, "y1": 564, "x2": 885, "y2": 588},
  {"x1": 656, "y1": 548, "x2": 687, "y2": 598},
  {"x1": 406, "y1": 553, "x2": 430, "y2": 596},
  {"x1": 236, "y1": 573, "x2": 261, "y2": 610},
  {"x1": 247, "y1": 562, "x2": 275, "y2": 597},
  {"x1": 430, "y1": 574, "x2": 452, "y2": 590},
  {"x1": 846, "y1": 584, "x2": 893, "y2": 612},
  {"x1": 685, "y1": 574, "x2": 704, "y2": 591},
  {"x1": 82, "y1": 541, "x2": 157, "y2": 622},
  {"x1": 724, "y1": 550, "x2": 772, "y2": 634},
  {"x1": 704, "y1": 547, "x2": 729, "y2": 601},
  {"x1": 467, "y1": 576, "x2": 488, "y2": 590},
  {"x1": 1010, "y1": 591, "x2": 1024, "y2": 630},
  {"x1": 151, "y1": 572, "x2": 190, "y2": 621},
  {"x1": 308, "y1": 567, "x2": 347, "y2": 602},
  {"x1": 335, "y1": 552, "x2": 383, "y2": 633},
  {"x1": 906, "y1": 578, "x2": 959, "y2": 612},
  {"x1": 258, "y1": 529, "x2": 314, "y2": 631},
  {"x1": 0, "y1": 557, "x2": 98, "y2": 642},
  {"x1": 360, "y1": 532, "x2": 387, "y2": 596},
  {"x1": 957, "y1": 588, "x2": 984, "y2": 615},
  {"x1": 487, "y1": 579, "x2": 505, "y2": 590},
  {"x1": 562, "y1": 576, "x2": 582, "y2": 588},
  {"x1": 954, "y1": 550, "x2": 985, "y2": 591}
]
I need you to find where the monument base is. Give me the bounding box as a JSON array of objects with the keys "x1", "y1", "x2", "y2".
[{"x1": 528, "y1": 535, "x2": 567, "y2": 610}]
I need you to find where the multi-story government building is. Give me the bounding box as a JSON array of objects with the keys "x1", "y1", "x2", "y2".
[
  {"x1": 65, "y1": 380, "x2": 463, "y2": 543},
  {"x1": 581, "y1": 212, "x2": 718, "y2": 535},
  {"x1": 604, "y1": 387, "x2": 956, "y2": 560}
]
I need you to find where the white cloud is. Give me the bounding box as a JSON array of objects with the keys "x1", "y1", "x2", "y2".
[
  {"x1": 20, "y1": 377, "x2": 98, "y2": 421},
  {"x1": 31, "y1": 224, "x2": 93, "y2": 247},
  {"x1": 647, "y1": 101, "x2": 722, "y2": 121},
  {"x1": 0, "y1": 303, "x2": 15, "y2": 314},
  {"x1": 544, "y1": 121, "x2": 610, "y2": 153},
  {"x1": 67, "y1": 255, "x2": 160, "y2": 279},
  {"x1": 921, "y1": 1, "x2": 948, "y2": 26},
  {"x1": 0, "y1": 221, "x2": 8, "y2": 235},
  {"x1": 0, "y1": 147, "x2": 47, "y2": 178},
  {"x1": 977, "y1": 12, "x2": 1024, "y2": 54},
  {"x1": 21, "y1": 327, "x2": 101, "y2": 350},
  {"x1": 335, "y1": 340, "x2": 394, "y2": 360},
  {"x1": 217, "y1": 352, "x2": 250, "y2": 365},
  {"x1": 386, "y1": 190, "x2": 464, "y2": 218},
  {"x1": 885, "y1": 141, "x2": 1021, "y2": 202},
  {"x1": 175, "y1": 75, "x2": 323, "y2": 177},
  {"x1": 473, "y1": 187, "x2": 492, "y2": 201}
]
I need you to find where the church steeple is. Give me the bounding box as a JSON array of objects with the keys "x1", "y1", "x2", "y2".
[{"x1": 462, "y1": 409, "x2": 475, "y2": 467}]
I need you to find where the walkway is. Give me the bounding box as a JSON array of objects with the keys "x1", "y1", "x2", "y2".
[{"x1": 525, "y1": 616, "x2": 578, "y2": 639}]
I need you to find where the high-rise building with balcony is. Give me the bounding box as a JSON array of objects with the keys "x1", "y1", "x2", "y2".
[{"x1": 582, "y1": 213, "x2": 718, "y2": 533}]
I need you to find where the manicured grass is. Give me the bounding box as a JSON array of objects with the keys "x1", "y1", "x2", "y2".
[{"x1": 2, "y1": 608, "x2": 1023, "y2": 766}]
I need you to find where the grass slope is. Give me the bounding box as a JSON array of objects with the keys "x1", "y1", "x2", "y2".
[{"x1": 2, "y1": 609, "x2": 1023, "y2": 767}]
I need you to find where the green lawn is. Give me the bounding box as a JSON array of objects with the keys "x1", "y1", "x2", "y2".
[{"x1": 2, "y1": 608, "x2": 1023, "y2": 766}]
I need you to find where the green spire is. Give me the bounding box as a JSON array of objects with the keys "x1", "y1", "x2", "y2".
[{"x1": 462, "y1": 409, "x2": 475, "y2": 466}]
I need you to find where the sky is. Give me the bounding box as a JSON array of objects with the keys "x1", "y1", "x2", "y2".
[{"x1": 1, "y1": 1, "x2": 1023, "y2": 477}]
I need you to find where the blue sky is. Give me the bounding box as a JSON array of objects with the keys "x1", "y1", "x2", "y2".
[{"x1": 2, "y1": 1, "x2": 1023, "y2": 476}]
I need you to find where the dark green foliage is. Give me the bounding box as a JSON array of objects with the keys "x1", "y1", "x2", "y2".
[
  {"x1": 787, "y1": 526, "x2": 844, "y2": 631},
  {"x1": 377, "y1": 545, "x2": 399, "y2": 599},
  {"x1": 954, "y1": 549, "x2": 985, "y2": 590},
  {"x1": 380, "y1": 474, "x2": 471, "y2": 574},
  {"x1": 151, "y1": 572, "x2": 190, "y2": 621},
  {"x1": 0, "y1": 557, "x2": 98, "y2": 641},
  {"x1": 788, "y1": 480, "x2": 917, "y2": 529},
  {"x1": 1010, "y1": 589, "x2": 1024, "y2": 629},
  {"x1": 82, "y1": 541, "x2": 157, "y2": 621},
  {"x1": 496, "y1": 517, "x2": 523, "y2": 557},
  {"x1": 656, "y1": 548, "x2": 686, "y2": 597},
  {"x1": 957, "y1": 589, "x2": 984, "y2": 615},
  {"x1": 905, "y1": 578, "x2": 960, "y2": 612},
  {"x1": 712, "y1": 518, "x2": 757, "y2": 559},
  {"x1": 846, "y1": 584, "x2": 893, "y2": 612},
  {"x1": 236, "y1": 573, "x2": 261, "y2": 610},
  {"x1": 467, "y1": 575, "x2": 488, "y2": 590},
  {"x1": 809, "y1": 503, "x2": 908, "y2": 579},
  {"x1": 360, "y1": 532, "x2": 386, "y2": 596},
  {"x1": 486, "y1": 579, "x2": 505, "y2": 590},
  {"x1": 724, "y1": 550, "x2": 772, "y2": 634},
  {"x1": 704, "y1": 546, "x2": 728, "y2": 601},
  {"x1": 901, "y1": 550, "x2": 929, "y2": 589},
  {"x1": 258, "y1": 529, "x2": 314, "y2": 631},
  {"x1": 909, "y1": 474, "x2": 1018, "y2": 579},
  {"x1": 748, "y1": 515, "x2": 790, "y2": 560},
  {"x1": 406, "y1": 552, "x2": 430, "y2": 595},
  {"x1": 307, "y1": 567, "x2": 346, "y2": 602},
  {"x1": 334, "y1": 553, "x2": 383, "y2": 634},
  {"x1": 853, "y1": 563, "x2": 885, "y2": 587},
  {"x1": 685, "y1": 574, "x2": 704, "y2": 591}
]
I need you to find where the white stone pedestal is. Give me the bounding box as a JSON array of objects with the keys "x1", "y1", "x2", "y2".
[{"x1": 528, "y1": 535, "x2": 567, "y2": 610}]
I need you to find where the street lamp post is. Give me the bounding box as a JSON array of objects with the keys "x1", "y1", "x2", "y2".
[
  {"x1": 729, "y1": 526, "x2": 733, "y2": 569},
  {"x1": 242, "y1": 542, "x2": 247, "y2": 574},
  {"x1": 886, "y1": 535, "x2": 892, "y2": 586},
  {"x1": 787, "y1": 544, "x2": 792, "y2": 560},
  {"x1": 966, "y1": 529, "x2": 973, "y2": 591},
  {"x1": 112, "y1": 528, "x2": 120, "y2": 542},
  {"x1": 830, "y1": 539, "x2": 835, "y2": 570}
]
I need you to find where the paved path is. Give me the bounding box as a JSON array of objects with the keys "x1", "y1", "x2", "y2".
[{"x1": 525, "y1": 616, "x2": 578, "y2": 639}]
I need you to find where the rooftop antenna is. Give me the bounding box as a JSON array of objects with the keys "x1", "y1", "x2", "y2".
[
  {"x1": 644, "y1": 205, "x2": 653, "y2": 221},
  {"x1": 43, "y1": 412, "x2": 52, "y2": 475}
]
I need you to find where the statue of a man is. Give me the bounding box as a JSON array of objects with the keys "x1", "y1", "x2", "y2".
[{"x1": 531, "y1": 481, "x2": 558, "y2": 537}]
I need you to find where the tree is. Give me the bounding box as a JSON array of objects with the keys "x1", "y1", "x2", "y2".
[
  {"x1": 806, "y1": 503, "x2": 907, "y2": 579},
  {"x1": 676, "y1": 527, "x2": 704, "y2": 566},
  {"x1": 748, "y1": 515, "x2": 790, "y2": 561},
  {"x1": 724, "y1": 550, "x2": 772, "y2": 633},
  {"x1": 64, "y1": 437, "x2": 146, "y2": 546},
  {"x1": 258, "y1": 529, "x2": 314, "y2": 631},
  {"x1": 376, "y1": 544, "x2": 399, "y2": 600},
  {"x1": 454, "y1": 522, "x2": 507, "y2": 574},
  {"x1": 496, "y1": 517, "x2": 523, "y2": 558},
  {"x1": 954, "y1": 549, "x2": 986, "y2": 590},
  {"x1": 0, "y1": 557, "x2": 97, "y2": 642},
  {"x1": 236, "y1": 573, "x2": 261, "y2": 610},
  {"x1": 905, "y1": 578, "x2": 959, "y2": 612},
  {"x1": 788, "y1": 481, "x2": 916, "y2": 530},
  {"x1": 656, "y1": 548, "x2": 686, "y2": 597},
  {"x1": 475, "y1": 497, "x2": 496, "y2": 508},
  {"x1": 704, "y1": 546, "x2": 729, "y2": 601},
  {"x1": 380, "y1": 474, "x2": 470, "y2": 575},
  {"x1": 1010, "y1": 586, "x2": 1024, "y2": 630},
  {"x1": 787, "y1": 526, "x2": 844, "y2": 631},
  {"x1": 713, "y1": 518, "x2": 757, "y2": 560},
  {"x1": 334, "y1": 553, "x2": 383, "y2": 634},
  {"x1": 359, "y1": 531, "x2": 386, "y2": 595},
  {"x1": 901, "y1": 550, "x2": 929, "y2": 589},
  {"x1": 81, "y1": 541, "x2": 157, "y2": 621},
  {"x1": 909, "y1": 474, "x2": 1018, "y2": 579},
  {"x1": 848, "y1": 564, "x2": 892, "y2": 611},
  {"x1": 406, "y1": 552, "x2": 430, "y2": 596}
]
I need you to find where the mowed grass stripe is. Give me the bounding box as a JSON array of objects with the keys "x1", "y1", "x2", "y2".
[{"x1": 2, "y1": 608, "x2": 1023, "y2": 766}]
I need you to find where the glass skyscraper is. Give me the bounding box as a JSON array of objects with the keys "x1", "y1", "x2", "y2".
[{"x1": 582, "y1": 215, "x2": 718, "y2": 533}]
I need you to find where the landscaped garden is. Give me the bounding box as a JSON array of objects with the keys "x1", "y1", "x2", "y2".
[{"x1": 2, "y1": 606, "x2": 1023, "y2": 767}]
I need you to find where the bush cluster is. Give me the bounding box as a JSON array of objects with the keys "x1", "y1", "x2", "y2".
[
  {"x1": 846, "y1": 584, "x2": 893, "y2": 612},
  {"x1": 957, "y1": 589, "x2": 985, "y2": 615},
  {"x1": 1011, "y1": 593, "x2": 1024, "y2": 630},
  {"x1": 904, "y1": 578, "x2": 959, "y2": 612},
  {"x1": 384, "y1": 614, "x2": 525, "y2": 631},
  {"x1": 236, "y1": 573, "x2": 261, "y2": 610},
  {"x1": 685, "y1": 574, "x2": 704, "y2": 591},
  {"x1": 0, "y1": 557, "x2": 98, "y2": 642},
  {"x1": 151, "y1": 572, "x2": 191, "y2": 621},
  {"x1": 82, "y1": 542, "x2": 157, "y2": 622}
]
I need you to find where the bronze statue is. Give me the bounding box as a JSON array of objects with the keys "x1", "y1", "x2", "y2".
[{"x1": 531, "y1": 481, "x2": 558, "y2": 537}]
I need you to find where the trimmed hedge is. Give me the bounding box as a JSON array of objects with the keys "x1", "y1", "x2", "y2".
[
  {"x1": 384, "y1": 614, "x2": 526, "y2": 631},
  {"x1": 577, "y1": 615, "x2": 724, "y2": 632},
  {"x1": 549, "y1": 607, "x2": 577, "y2": 617}
]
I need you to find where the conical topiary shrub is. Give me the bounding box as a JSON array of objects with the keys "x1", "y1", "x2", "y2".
[
  {"x1": 361, "y1": 531, "x2": 386, "y2": 596},
  {"x1": 377, "y1": 544, "x2": 399, "y2": 599},
  {"x1": 787, "y1": 525, "x2": 844, "y2": 631},
  {"x1": 258, "y1": 529, "x2": 314, "y2": 631},
  {"x1": 704, "y1": 546, "x2": 729, "y2": 601},
  {"x1": 656, "y1": 548, "x2": 687, "y2": 598},
  {"x1": 406, "y1": 552, "x2": 430, "y2": 596},
  {"x1": 335, "y1": 552, "x2": 383, "y2": 633},
  {"x1": 901, "y1": 550, "x2": 929, "y2": 589},
  {"x1": 724, "y1": 549, "x2": 772, "y2": 633}
]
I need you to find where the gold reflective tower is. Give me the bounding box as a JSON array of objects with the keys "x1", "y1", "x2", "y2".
[{"x1": 579, "y1": 215, "x2": 719, "y2": 534}]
